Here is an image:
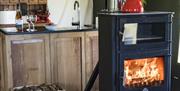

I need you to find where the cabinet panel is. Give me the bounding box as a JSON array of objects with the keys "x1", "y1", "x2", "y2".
[
  {"x1": 50, "y1": 32, "x2": 84, "y2": 91},
  {"x1": 0, "y1": 35, "x2": 4, "y2": 91},
  {"x1": 3, "y1": 34, "x2": 50, "y2": 91},
  {"x1": 9, "y1": 0, "x2": 18, "y2": 4},
  {"x1": 0, "y1": 0, "x2": 9, "y2": 4},
  {"x1": 29, "y1": 0, "x2": 38, "y2": 4},
  {"x1": 11, "y1": 39, "x2": 45, "y2": 87},
  {"x1": 38, "y1": 0, "x2": 47, "y2": 4},
  {"x1": 85, "y1": 31, "x2": 99, "y2": 91},
  {"x1": 20, "y1": 0, "x2": 28, "y2": 3}
]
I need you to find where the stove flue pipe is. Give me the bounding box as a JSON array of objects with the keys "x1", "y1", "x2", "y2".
[{"x1": 106, "y1": 0, "x2": 122, "y2": 11}]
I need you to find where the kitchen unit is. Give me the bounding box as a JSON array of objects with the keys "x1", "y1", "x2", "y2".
[{"x1": 0, "y1": 27, "x2": 98, "y2": 91}]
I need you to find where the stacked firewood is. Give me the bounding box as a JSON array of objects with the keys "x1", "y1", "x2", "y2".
[{"x1": 12, "y1": 83, "x2": 65, "y2": 91}]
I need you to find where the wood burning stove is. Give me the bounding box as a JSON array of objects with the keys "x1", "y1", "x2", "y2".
[{"x1": 98, "y1": 12, "x2": 174, "y2": 91}]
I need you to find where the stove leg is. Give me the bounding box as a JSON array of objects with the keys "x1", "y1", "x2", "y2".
[{"x1": 84, "y1": 62, "x2": 99, "y2": 91}]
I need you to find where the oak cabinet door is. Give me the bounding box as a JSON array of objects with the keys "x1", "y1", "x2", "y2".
[
  {"x1": 38, "y1": 0, "x2": 47, "y2": 4},
  {"x1": 84, "y1": 31, "x2": 99, "y2": 91},
  {"x1": 50, "y1": 32, "x2": 84, "y2": 91},
  {"x1": 0, "y1": 35, "x2": 4, "y2": 91},
  {"x1": 0, "y1": 0, "x2": 9, "y2": 4},
  {"x1": 3, "y1": 34, "x2": 50, "y2": 91},
  {"x1": 9, "y1": 0, "x2": 18, "y2": 4},
  {"x1": 20, "y1": 0, "x2": 28, "y2": 3},
  {"x1": 29, "y1": 0, "x2": 38, "y2": 4}
]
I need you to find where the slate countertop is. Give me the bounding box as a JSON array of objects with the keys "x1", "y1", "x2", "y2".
[{"x1": 0, "y1": 26, "x2": 96, "y2": 35}]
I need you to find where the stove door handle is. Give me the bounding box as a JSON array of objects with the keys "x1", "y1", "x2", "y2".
[
  {"x1": 119, "y1": 31, "x2": 124, "y2": 36},
  {"x1": 173, "y1": 76, "x2": 179, "y2": 80},
  {"x1": 120, "y1": 75, "x2": 124, "y2": 79}
]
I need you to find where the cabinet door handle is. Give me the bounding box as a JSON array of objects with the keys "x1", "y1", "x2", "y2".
[{"x1": 12, "y1": 39, "x2": 43, "y2": 44}]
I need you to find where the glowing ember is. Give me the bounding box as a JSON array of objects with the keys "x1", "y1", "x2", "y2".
[{"x1": 124, "y1": 57, "x2": 164, "y2": 88}]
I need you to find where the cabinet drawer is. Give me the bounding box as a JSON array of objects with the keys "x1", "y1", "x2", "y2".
[
  {"x1": 38, "y1": 0, "x2": 47, "y2": 4},
  {"x1": 29, "y1": 0, "x2": 38, "y2": 4}
]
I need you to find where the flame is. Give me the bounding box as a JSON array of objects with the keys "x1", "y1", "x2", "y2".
[{"x1": 124, "y1": 57, "x2": 164, "y2": 88}]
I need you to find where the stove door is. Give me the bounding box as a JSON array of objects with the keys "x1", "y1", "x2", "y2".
[
  {"x1": 119, "y1": 54, "x2": 171, "y2": 91},
  {"x1": 123, "y1": 57, "x2": 164, "y2": 88}
]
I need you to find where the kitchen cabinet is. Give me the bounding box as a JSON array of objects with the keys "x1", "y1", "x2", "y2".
[
  {"x1": 50, "y1": 31, "x2": 99, "y2": 91},
  {"x1": 50, "y1": 32, "x2": 85, "y2": 91},
  {"x1": 0, "y1": 34, "x2": 51, "y2": 91},
  {"x1": 0, "y1": 0, "x2": 9, "y2": 4},
  {"x1": 84, "y1": 31, "x2": 99, "y2": 91},
  {"x1": 38, "y1": 0, "x2": 47, "y2": 4},
  {"x1": 0, "y1": 29, "x2": 98, "y2": 91},
  {"x1": 29, "y1": 0, "x2": 38, "y2": 4}
]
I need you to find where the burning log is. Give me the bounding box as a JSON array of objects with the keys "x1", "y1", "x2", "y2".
[{"x1": 124, "y1": 57, "x2": 164, "y2": 88}]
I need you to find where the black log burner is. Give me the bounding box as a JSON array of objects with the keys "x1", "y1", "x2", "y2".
[{"x1": 98, "y1": 12, "x2": 174, "y2": 91}]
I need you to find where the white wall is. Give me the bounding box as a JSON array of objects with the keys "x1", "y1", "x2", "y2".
[
  {"x1": 0, "y1": 11, "x2": 16, "y2": 24},
  {"x1": 48, "y1": 0, "x2": 93, "y2": 27}
]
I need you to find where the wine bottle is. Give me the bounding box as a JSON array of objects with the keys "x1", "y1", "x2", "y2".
[
  {"x1": 15, "y1": 3, "x2": 23, "y2": 31},
  {"x1": 15, "y1": 10, "x2": 22, "y2": 20}
]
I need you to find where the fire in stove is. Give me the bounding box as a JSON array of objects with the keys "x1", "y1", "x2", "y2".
[{"x1": 123, "y1": 57, "x2": 164, "y2": 88}]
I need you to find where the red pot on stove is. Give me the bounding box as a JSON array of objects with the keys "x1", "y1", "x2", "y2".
[{"x1": 121, "y1": 0, "x2": 144, "y2": 13}]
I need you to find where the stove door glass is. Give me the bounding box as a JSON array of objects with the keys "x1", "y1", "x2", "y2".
[
  {"x1": 122, "y1": 23, "x2": 165, "y2": 45},
  {"x1": 123, "y1": 57, "x2": 164, "y2": 88}
]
